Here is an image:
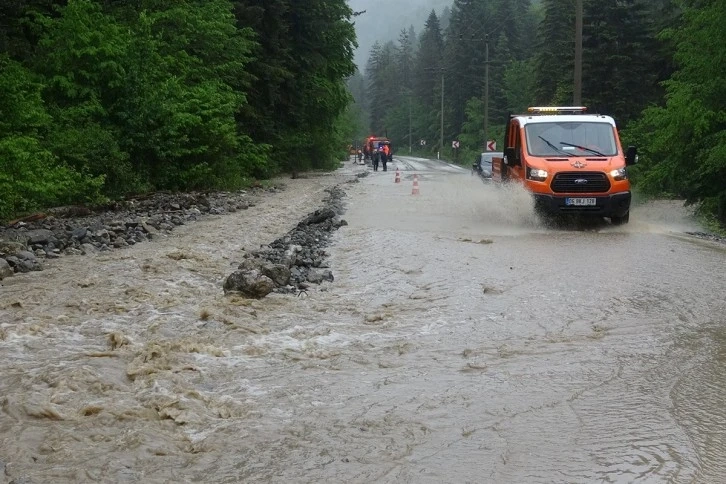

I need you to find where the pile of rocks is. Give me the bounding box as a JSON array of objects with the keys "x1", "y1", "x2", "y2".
[
  {"x1": 686, "y1": 231, "x2": 726, "y2": 244},
  {"x1": 1, "y1": 172, "x2": 360, "y2": 292},
  {"x1": 0, "y1": 189, "x2": 274, "y2": 279},
  {"x1": 223, "y1": 185, "x2": 348, "y2": 298}
]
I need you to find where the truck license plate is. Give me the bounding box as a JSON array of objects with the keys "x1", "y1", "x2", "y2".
[{"x1": 565, "y1": 198, "x2": 596, "y2": 206}]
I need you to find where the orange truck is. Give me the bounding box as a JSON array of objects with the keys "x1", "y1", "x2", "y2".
[
  {"x1": 492, "y1": 106, "x2": 638, "y2": 224},
  {"x1": 364, "y1": 136, "x2": 393, "y2": 162}
]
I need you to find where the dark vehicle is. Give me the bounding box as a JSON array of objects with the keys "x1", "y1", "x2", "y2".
[{"x1": 472, "y1": 151, "x2": 502, "y2": 180}]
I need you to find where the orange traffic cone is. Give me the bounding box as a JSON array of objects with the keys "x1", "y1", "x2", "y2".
[
  {"x1": 394, "y1": 168, "x2": 401, "y2": 183},
  {"x1": 411, "y1": 174, "x2": 420, "y2": 195}
]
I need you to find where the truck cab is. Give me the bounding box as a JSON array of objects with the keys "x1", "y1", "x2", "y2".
[
  {"x1": 365, "y1": 136, "x2": 393, "y2": 162},
  {"x1": 491, "y1": 106, "x2": 638, "y2": 224}
]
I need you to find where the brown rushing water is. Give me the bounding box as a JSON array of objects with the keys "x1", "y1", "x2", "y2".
[{"x1": 1, "y1": 158, "x2": 725, "y2": 483}]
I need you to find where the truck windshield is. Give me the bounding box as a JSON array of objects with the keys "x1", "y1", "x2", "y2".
[{"x1": 525, "y1": 122, "x2": 617, "y2": 157}]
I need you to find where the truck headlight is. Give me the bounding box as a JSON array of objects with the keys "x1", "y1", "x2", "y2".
[
  {"x1": 610, "y1": 167, "x2": 627, "y2": 180},
  {"x1": 527, "y1": 168, "x2": 548, "y2": 181}
]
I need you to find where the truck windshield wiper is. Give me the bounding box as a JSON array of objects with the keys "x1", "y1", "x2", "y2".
[
  {"x1": 538, "y1": 136, "x2": 573, "y2": 156},
  {"x1": 560, "y1": 141, "x2": 606, "y2": 157}
]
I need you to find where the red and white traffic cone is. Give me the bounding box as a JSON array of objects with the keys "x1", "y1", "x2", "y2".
[
  {"x1": 394, "y1": 167, "x2": 401, "y2": 183},
  {"x1": 411, "y1": 174, "x2": 420, "y2": 195}
]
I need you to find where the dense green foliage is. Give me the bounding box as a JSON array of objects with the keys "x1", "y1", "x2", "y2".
[
  {"x1": 3, "y1": 0, "x2": 724, "y2": 224},
  {"x1": 0, "y1": 0, "x2": 357, "y2": 221},
  {"x1": 627, "y1": 0, "x2": 726, "y2": 222},
  {"x1": 0, "y1": 54, "x2": 106, "y2": 218},
  {"x1": 355, "y1": 0, "x2": 725, "y2": 223}
]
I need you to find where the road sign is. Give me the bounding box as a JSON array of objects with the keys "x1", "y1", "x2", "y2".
[
  {"x1": 487, "y1": 140, "x2": 496, "y2": 151},
  {"x1": 452, "y1": 140, "x2": 460, "y2": 149},
  {"x1": 420, "y1": 139, "x2": 426, "y2": 146}
]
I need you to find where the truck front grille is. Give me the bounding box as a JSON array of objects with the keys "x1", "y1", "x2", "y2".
[{"x1": 551, "y1": 171, "x2": 610, "y2": 193}]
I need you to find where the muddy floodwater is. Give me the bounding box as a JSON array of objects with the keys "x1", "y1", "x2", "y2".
[{"x1": 2, "y1": 157, "x2": 725, "y2": 483}]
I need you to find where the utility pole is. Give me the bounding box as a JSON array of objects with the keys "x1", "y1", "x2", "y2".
[
  {"x1": 574, "y1": 0, "x2": 583, "y2": 104},
  {"x1": 440, "y1": 71, "x2": 444, "y2": 158},
  {"x1": 424, "y1": 67, "x2": 446, "y2": 158},
  {"x1": 408, "y1": 93, "x2": 412, "y2": 154},
  {"x1": 484, "y1": 35, "x2": 489, "y2": 150},
  {"x1": 462, "y1": 32, "x2": 492, "y2": 151}
]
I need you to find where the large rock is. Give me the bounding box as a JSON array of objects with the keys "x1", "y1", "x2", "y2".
[
  {"x1": 71, "y1": 227, "x2": 88, "y2": 240},
  {"x1": 1, "y1": 229, "x2": 27, "y2": 244},
  {"x1": 236, "y1": 259, "x2": 290, "y2": 287},
  {"x1": 307, "y1": 269, "x2": 334, "y2": 284},
  {"x1": 223, "y1": 270, "x2": 275, "y2": 299},
  {"x1": 26, "y1": 229, "x2": 55, "y2": 245},
  {"x1": 0, "y1": 258, "x2": 13, "y2": 279},
  {"x1": 0, "y1": 240, "x2": 26, "y2": 256},
  {"x1": 299, "y1": 208, "x2": 336, "y2": 226},
  {"x1": 5, "y1": 251, "x2": 42, "y2": 272},
  {"x1": 238, "y1": 257, "x2": 264, "y2": 271},
  {"x1": 141, "y1": 221, "x2": 159, "y2": 237},
  {"x1": 260, "y1": 263, "x2": 291, "y2": 286},
  {"x1": 81, "y1": 243, "x2": 99, "y2": 255}
]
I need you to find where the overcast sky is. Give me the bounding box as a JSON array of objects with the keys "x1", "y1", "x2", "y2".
[{"x1": 348, "y1": 0, "x2": 452, "y2": 70}]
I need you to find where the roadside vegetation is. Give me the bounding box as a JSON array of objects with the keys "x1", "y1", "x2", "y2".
[
  {"x1": 0, "y1": 0, "x2": 358, "y2": 222},
  {"x1": 353, "y1": 0, "x2": 726, "y2": 226},
  {"x1": 1, "y1": 1, "x2": 723, "y2": 228}
]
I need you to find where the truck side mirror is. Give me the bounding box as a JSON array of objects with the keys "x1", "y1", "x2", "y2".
[
  {"x1": 504, "y1": 147, "x2": 519, "y2": 166},
  {"x1": 625, "y1": 146, "x2": 638, "y2": 166}
]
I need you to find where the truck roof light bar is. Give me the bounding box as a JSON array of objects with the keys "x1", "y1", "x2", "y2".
[{"x1": 527, "y1": 106, "x2": 588, "y2": 114}]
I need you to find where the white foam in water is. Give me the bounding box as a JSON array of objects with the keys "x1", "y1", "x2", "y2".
[{"x1": 627, "y1": 197, "x2": 703, "y2": 234}]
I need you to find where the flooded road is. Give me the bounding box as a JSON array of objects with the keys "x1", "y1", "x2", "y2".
[{"x1": 2, "y1": 157, "x2": 725, "y2": 483}]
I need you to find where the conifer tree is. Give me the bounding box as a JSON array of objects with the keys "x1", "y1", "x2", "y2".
[
  {"x1": 533, "y1": 0, "x2": 575, "y2": 104},
  {"x1": 582, "y1": 0, "x2": 658, "y2": 124},
  {"x1": 413, "y1": 10, "x2": 444, "y2": 109}
]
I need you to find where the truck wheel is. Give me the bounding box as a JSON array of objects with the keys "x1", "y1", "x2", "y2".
[{"x1": 610, "y1": 212, "x2": 630, "y2": 225}]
